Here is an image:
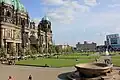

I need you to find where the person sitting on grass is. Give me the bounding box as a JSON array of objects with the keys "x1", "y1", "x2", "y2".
[
  {"x1": 76, "y1": 59, "x2": 78, "y2": 62},
  {"x1": 95, "y1": 58, "x2": 97, "y2": 62},
  {"x1": 45, "y1": 64, "x2": 48, "y2": 67}
]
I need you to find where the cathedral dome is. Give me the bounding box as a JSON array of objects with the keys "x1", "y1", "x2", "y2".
[
  {"x1": 0, "y1": 0, "x2": 27, "y2": 12},
  {"x1": 0, "y1": 0, "x2": 12, "y2": 4}
]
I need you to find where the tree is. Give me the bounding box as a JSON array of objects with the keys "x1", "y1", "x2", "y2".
[
  {"x1": 0, "y1": 48, "x2": 6, "y2": 58},
  {"x1": 48, "y1": 45, "x2": 56, "y2": 54},
  {"x1": 67, "y1": 47, "x2": 72, "y2": 53},
  {"x1": 25, "y1": 48, "x2": 32, "y2": 56},
  {"x1": 55, "y1": 46, "x2": 62, "y2": 54},
  {"x1": 62, "y1": 46, "x2": 73, "y2": 54},
  {"x1": 18, "y1": 47, "x2": 24, "y2": 56},
  {"x1": 31, "y1": 47, "x2": 38, "y2": 55},
  {"x1": 8, "y1": 47, "x2": 16, "y2": 56},
  {"x1": 48, "y1": 46, "x2": 52, "y2": 54}
]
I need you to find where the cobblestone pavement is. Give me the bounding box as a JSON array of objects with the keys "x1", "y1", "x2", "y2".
[{"x1": 0, "y1": 64, "x2": 75, "y2": 80}]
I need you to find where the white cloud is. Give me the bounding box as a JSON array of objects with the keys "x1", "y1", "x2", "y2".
[
  {"x1": 41, "y1": 0, "x2": 64, "y2": 6},
  {"x1": 80, "y1": 12, "x2": 120, "y2": 29},
  {"x1": 41, "y1": 0, "x2": 120, "y2": 45},
  {"x1": 84, "y1": 0, "x2": 98, "y2": 6},
  {"x1": 111, "y1": 0, "x2": 120, "y2": 3},
  {"x1": 108, "y1": 4, "x2": 120, "y2": 7},
  {"x1": 57, "y1": 11, "x2": 120, "y2": 44},
  {"x1": 47, "y1": 7, "x2": 75, "y2": 24},
  {"x1": 80, "y1": 12, "x2": 120, "y2": 41},
  {"x1": 42, "y1": 0, "x2": 90, "y2": 24}
]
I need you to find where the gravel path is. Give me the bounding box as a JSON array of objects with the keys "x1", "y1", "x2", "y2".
[{"x1": 0, "y1": 64, "x2": 75, "y2": 80}]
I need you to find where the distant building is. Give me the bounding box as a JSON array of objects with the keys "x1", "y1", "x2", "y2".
[
  {"x1": 56, "y1": 45, "x2": 69, "y2": 50},
  {"x1": 76, "y1": 41, "x2": 97, "y2": 52},
  {"x1": 55, "y1": 44, "x2": 73, "y2": 53},
  {"x1": 106, "y1": 34, "x2": 120, "y2": 45},
  {"x1": 105, "y1": 34, "x2": 120, "y2": 51},
  {"x1": 98, "y1": 34, "x2": 120, "y2": 52}
]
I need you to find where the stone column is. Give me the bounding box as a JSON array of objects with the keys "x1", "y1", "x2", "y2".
[
  {"x1": 16, "y1": 43, "x2": 19, "y2": 57},
  {"x1": 0, "y1": 28, "x2": 4, "y2": 48},
  {"x1": 4, "y1": 41, "x2": 7, "y2": 57},
  {"x1": 11, "y1": 42, "x2": 16, "y2": 56},
  {"x1": 45, "y1": 32, "x2": 48, "y2": 54},
  {"x1": 18, "y1": 43, "x2": 22, "y2": 56},
  {"x1": 28, "y1": 32, "x2": 31, "y2": 49}
]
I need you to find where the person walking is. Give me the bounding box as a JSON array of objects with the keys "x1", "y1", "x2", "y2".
[
  {"x1": 8, "y1": 76, "x2": 14, "y2": 80},
  {"x1": 28, "y1": 75, "x2": 32, "y2": 80}
]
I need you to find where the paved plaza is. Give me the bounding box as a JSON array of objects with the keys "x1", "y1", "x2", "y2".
[{"x1": 0, "y1": 64, "x2": 75, "y2": 80}]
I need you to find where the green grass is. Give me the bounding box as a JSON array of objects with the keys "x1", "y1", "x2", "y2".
[
  {"x1": 16, "y1": 55, "x2": 120, "y2": 67},
  {"x1": 112, "y1": 56, "x2": 120, "y2": 66},
  {"x1": 52, "y1": 53, "x2": 99, "y2": 59},
  {"x1": 112, "y1": 56, "x2": 120, "y2": 59},
  {"x1": 112, "y1": 59, "x2": 120, "y2": 66},
  {"x1": 16, "y1": 58, "x2": 94, "y2": 68},
  {"x1": 53, "y1": 55, "x2": 98, "y2": 59},
  {"x1": 16, "y1": 53, "x2": 100, "y2": 67}
]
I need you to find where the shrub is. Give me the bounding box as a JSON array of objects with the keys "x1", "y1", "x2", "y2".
[{"x1": 0, "y1": 48, "x2": 6, "y2": 58}]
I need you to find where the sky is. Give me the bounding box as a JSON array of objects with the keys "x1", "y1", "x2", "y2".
[{"x1": 20, "y1": 0, "x2": 120, "y2": 46}]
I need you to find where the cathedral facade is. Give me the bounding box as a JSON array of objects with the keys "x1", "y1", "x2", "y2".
[{"x1": 0, "y1": 0, "x2": 52, "y2": 56}]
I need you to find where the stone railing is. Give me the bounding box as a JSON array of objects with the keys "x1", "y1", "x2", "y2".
[{"x1": 0, "y1": 16, "x2": 13, "y2": 24}]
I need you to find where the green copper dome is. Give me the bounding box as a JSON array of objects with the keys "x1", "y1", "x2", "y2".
[
  {"x1": 0, "y1": 0, "x2": 12, "y2": 4},
  {"x1": 42, "y1": 15, "x2": 50, "y2": 21},
  {"x1": 0, "y1": 0, "x2": 27, "y2": 12}
]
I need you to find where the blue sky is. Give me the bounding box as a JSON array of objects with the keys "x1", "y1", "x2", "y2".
[{"x1": 20, "y1": 0, "x2": 120, "y2": 46}]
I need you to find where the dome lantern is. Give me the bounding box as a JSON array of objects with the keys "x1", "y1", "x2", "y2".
[{"x1": 42, "y1": 15, "x2": 50, "y2": 21}]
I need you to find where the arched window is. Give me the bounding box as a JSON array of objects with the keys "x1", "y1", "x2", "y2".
[
  {"x1": 19, "y1": 17, "x2": 22, "y2": 25},
  {"x1": 21, "y1": 19, "x2": 25, "y2": 26},
  {"x1": 6, "y1": 11, "x2": 11, "y2": 17},
  {"x1": 48, "y1": 25, "x2": 51, "y2": 29},
  {"x1": 30, "y1": 23, "x2": 32, "y2": 29}
]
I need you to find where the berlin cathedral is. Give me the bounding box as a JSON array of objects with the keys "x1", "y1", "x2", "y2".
[{"x1": 0, "y1": 0, "x2": 52, "y2": 56}]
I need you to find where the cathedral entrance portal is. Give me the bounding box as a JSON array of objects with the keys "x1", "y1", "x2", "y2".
[
  {"x1": 7, "y1": 42, "x2": 16, "y2": 56},
  {"x1": 7, "y1": 42, "x2": 12, "y2": 57}
]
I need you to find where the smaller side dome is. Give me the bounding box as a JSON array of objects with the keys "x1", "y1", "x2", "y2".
[{"x1": 42, "y1": 15, "x2": 49, "y2": 21}]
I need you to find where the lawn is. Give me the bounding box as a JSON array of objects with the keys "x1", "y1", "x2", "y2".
[
  {"x1": 51, "y1": 53, "x2": 99, "y2": 59},
  {"x1": 16, "y1": 54, "x2": 95, "y2": 67},
  {"x1": 16, "y1": 58, "x2": 94, "y2": 68},
  {"x1": 16, "y1": 54, "x2": 120, "y2": 67},
  {"x1": 15, "y1": 51, "x2": 120, "y2": 68},
  {"x1": 57, "y1": 55, "x2": 99, "y2": 59},
  {"x1": 16, "y1": 53, "x2": 100, "y2": 67},
  {"x1": 112, "y1": 56, "x2": 120, "y2": 66}
]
